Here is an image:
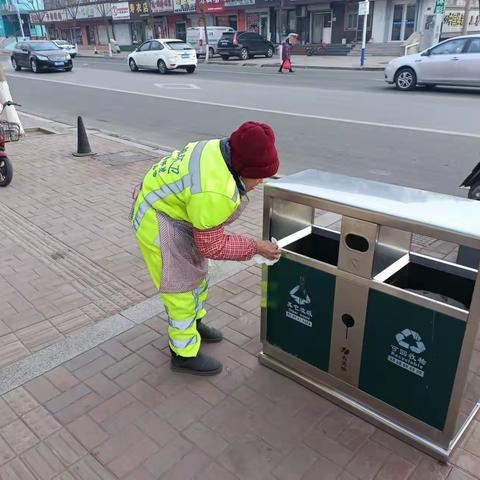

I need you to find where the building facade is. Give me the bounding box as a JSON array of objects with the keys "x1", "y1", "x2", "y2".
[
  {"x1": 0, "y1": 0, "x2": 46, "y2": 38},
  {"x1": 24, "y1": 0, "x2": 480, "y2": 49},
  {"x1": 441, "y1": 0, "x2": 480, "y2": 39}
]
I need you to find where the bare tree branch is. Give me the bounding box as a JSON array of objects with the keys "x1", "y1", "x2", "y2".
[
  {"x1": 97, "y1": 2, "x2": 113, "y2": 42},
  {"x1": 21, "y1": 0, "x2": 48, "y2": 28}
]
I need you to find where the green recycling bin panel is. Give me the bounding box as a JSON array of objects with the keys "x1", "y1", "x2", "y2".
[
  {"x1": 359, "y1": 289, "x2": 466, "y2": 430},
  {"x1": 266, "y1": 258, "x2": 335, "y2": 371}
]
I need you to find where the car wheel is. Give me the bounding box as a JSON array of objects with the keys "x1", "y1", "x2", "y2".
[
  {"x1": 265, "y1": 47, "x2": 274, "y2": 58},
  {"x1": 394, "y1": 67, "x2": 417, "y2": 91},
  {"x1": 65, "y1": 67, "x2": 73, "y2": 72},
  {"x1": 209, "y1": 47, "x2": 214, "y2": 58},
  {"x1": 221, "y1": 55, "x2": 229, "y2": 61},
  {"x1": 129, "y1": 58, "x2": 138, "y2": 72},
  {"x1": 31, "y1": 59, "x2": 39, "y2": 73},
  {"x1": 186, "y1": 66, "x2": 196, "y2": 74},
  {"x1": 240, "y1": 48, "x2": 249, "y2": 61},
  {"x1": 11, "y1": 57, "x2": 21, "y2": 71},
  {"x1": 157, "y1": 59, "x2": 168, "y2": 74},
  {"x1": 468, "y1": 183, "x2": 480, "y2": 200}
]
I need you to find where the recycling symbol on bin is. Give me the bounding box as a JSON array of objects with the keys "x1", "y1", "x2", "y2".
[
  {"x1": 395, "y1": 329, "x2": 426, "y2": 354},
  {"x1": 290, "y1": 276, "x2": 311, "y2": 306}
]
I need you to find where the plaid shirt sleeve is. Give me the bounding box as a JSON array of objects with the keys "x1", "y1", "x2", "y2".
[{"x1": 193, "y1": 225, "x2": 258, "y2": 261}]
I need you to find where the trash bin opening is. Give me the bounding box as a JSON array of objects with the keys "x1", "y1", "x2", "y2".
[
  {"x1": 385, "y1": 261, "x2": 474, "y2": 310},
  {"x1": 283, "y1": 227, "x2": 340, "y2": 266},
  {"x1": 345, "y1": 233, "x2": 370, "y2": 253}
]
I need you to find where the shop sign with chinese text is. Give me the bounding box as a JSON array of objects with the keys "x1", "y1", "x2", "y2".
[
  {"x1": 129, "y1": 0, "x2": 152, "y2": 18},
  {"x1": 198, "y1": 0, "x2": 225, "y2": 13},
  {"x1": 174, "y1": 0, "x2": 196, "y2": 13},
  {"x1": 225, "y1": 0, "x2": 255, "y2": 6},
  {"x1": 151, "y1": 0, "x2": 173, "y2": 13},
  {"x1": 443, "y1": 8, "x2": 480, "y2": 33},
  {"x1": 112, "y1": 2, "x2": 131, "y2": 20}
]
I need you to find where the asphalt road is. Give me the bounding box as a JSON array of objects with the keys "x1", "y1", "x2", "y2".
[{"x1": 4, "y1": 56, "x2": 480, "y2": 195}]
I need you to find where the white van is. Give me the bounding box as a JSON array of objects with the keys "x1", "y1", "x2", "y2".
[{"x1": 186, "y1": 26, "x2": 234, "y2": 57}]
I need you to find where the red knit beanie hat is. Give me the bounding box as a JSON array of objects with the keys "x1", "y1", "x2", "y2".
[{"x1": 229, "y1": 122, "x2": 279, "y2": 179}]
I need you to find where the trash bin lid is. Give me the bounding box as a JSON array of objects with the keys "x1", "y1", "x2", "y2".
[{"x1": 267, "y1": 170, "x2": 480, "y2": 248}]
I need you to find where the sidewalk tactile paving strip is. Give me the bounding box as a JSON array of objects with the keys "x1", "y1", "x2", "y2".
[
  {"x1": 0, "y1": 202, "x2": 144, "y2": 366},
  {"x1": 0, "y1": 204, "x2": 144, "y2": 306}
]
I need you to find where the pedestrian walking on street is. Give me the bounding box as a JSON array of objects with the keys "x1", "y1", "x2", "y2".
[
  {"x1": 279, "y1": 33, "x2": 297, "y2": 73},
  {"x1": 131, "y1": 122, "x2": 280, "y2": 376}
]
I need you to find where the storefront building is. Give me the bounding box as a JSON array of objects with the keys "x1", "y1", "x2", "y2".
[
  {"x1": 441, "y1": 3, "x2": 480, "y2": 39},
  {"x1": 30, "y1": 1, "x2": 478, "y2": 52},
  {"x1": 223, "y1": 0, "x2": 333, "y2": 44},
  {"x1": 112, "y1": 2, "x2": 132, "y2": 45},
  {"x1": 330, "y1": 1, "x2": 373, "y2": 44},
  {"x1": 0, "y1": 0, "x2": 46, "y2": 38},
  {"x1": 369, "y1": 0, "x2": 416, "y2": 43},
  {"x1": 151, "y1": 0, "x2": 173, "y2": 37}
]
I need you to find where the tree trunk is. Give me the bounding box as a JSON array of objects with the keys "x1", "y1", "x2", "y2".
[{"x1": 461, "y1": 0, "x2": 472, "y2": 35}]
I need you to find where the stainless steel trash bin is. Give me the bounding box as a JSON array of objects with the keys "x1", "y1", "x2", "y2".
[{"x1": 260, "y1": 169, "x2": 480, "y2": 462}]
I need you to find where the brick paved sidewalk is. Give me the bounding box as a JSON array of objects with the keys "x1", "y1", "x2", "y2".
[
  {"x1": 0, "y1": 114, "x2": 478, "y2": 479},
  {"x1": 0, "y1": 116, "x2": 261, "y2": 368}
]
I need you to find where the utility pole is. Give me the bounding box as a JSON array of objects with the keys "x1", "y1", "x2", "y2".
[
  {"x1": 15, "y1": 0, "x2": 26, "y2": 38},
  {"x1": 199, "y1": 1, "x2": 210, "y2": 63},
  {"x1": 359, "y1": 0, "x2": 370, "y2": 67},
  {"x1": 461, "y1": 0, "x2": 472, "y2": 35}
]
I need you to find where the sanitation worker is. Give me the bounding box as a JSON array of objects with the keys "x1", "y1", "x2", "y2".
[{"x1": 131, "y1": 122, "x2": 281, "y2": 375}]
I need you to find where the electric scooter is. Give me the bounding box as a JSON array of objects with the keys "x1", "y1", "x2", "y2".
[{"x1": 0, "y1": 101, "x2": 21, "y2": 187}]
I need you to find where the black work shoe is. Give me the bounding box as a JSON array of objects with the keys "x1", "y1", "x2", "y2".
[
  {"x1": 197, "y1": 319, "x2": 223, "y2": 343},
  {"x1": 170, "y1": 351, "x2": 223, "y2": 376}
]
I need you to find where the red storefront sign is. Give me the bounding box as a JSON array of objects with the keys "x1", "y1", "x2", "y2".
[{"x1": 198, "y1": 0, "x2": 225, "y2": 14}]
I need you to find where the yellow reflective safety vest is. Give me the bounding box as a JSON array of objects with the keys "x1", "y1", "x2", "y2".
[{"x1": 131, "y1": 139, "x2": 242, "y2": 289}]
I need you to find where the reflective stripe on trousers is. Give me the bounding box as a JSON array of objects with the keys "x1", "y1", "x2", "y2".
[{"x1": 162, "y1": 277, "x2": 209, "y2": 357}]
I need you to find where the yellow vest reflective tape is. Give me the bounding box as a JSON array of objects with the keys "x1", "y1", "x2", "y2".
[{"x1": 133, "y1": 140, "x2": 208, "y2": 232}]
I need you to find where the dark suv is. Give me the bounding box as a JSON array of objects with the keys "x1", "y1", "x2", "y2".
[
  {"x1": 11, "y1": 40, "x2": 73, "y2": 73},
  {"x1": 217, "y1": 32, "x2": 275, "y2": 61}
]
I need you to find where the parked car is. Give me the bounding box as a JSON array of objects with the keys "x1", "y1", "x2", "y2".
[
  {"x1": 52, "y1": 39, "x2": 78, "y2": 58},
  {"x1": 128, "y1": 39, "x2": 197, "y2": 74},
  {"x1": 385, "y1": 34, "x2": 480, "y2": 91},
  {"x1": 217, "y1": 31, "x2": 275, "y2": 61},
  {"x1": 11, "y1": 40, "x2": 73, "y2": 73},
  {"x1": 187, "y1": 26, "x2": 234, "y2": 57}
]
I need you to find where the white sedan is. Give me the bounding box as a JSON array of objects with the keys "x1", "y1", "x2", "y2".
[
  {"x1": 128, "y1": 39, "x2": 197, "y2": 74},
  {"x1": 52, "y1": 40, "x2": 78, "y2": 58},
  {"x1": 385, "y1": 35, "x2": 480, "y2": 91}
]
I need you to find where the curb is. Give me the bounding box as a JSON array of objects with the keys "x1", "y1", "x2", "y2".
[
  {"x1": 18, "y1": 111, "x2": 174, "y2": 155},
  {"x1": 74, "y1": 54, "x2": 384, "y2": 71},
  {"x1": 198, "y1": 60, "x2": 385, "y2": 71}
]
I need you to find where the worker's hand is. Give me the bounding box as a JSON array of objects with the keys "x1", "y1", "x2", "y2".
[{"x1": 256, "y1": 240, "x2": 281, "y2": 261}]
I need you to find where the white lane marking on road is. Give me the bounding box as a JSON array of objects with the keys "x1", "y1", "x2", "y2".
[
  {"x1": 8, "y1": 73, "x2": 480, "y2": 139},
  {"x1": 154, "y1": 83, "x2": 200, "y2": 90}
]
